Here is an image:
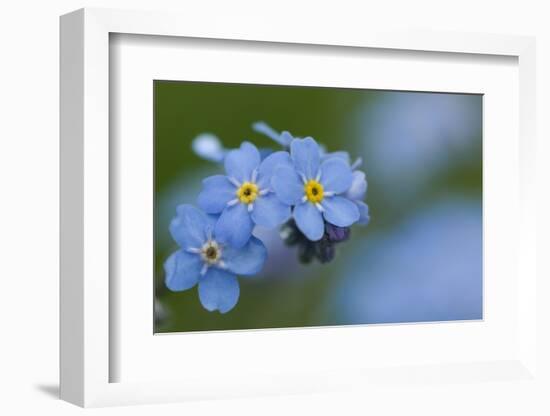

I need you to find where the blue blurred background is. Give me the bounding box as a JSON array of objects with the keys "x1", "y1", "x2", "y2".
[{"x1": 154, "y1": 82, "x2": 482, "y2": 333}]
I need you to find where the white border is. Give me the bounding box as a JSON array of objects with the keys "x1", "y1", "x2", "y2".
[
  {"x1": 111, "y1": 34, "x2": 518, "y2": 383},
  {"x1": 60, "y1": 8, "x2": 537, "y2": 407}
]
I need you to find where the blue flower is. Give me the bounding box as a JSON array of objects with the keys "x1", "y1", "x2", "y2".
[
  {"x1": 254, "y1": 121, "x2": 370, "y2": 227},
  {"x1": 271, "y1": 137, "x2": 360, "y2": 241},
  {"x1": 165, "y1": 204, "x2": 267, "y2": 313},
  {"x1": 198, "y1": 141, "x2": 292, "y2": 248},
  {"x1": 192, "y1": 133, "x2": 227, "y2": 163}
]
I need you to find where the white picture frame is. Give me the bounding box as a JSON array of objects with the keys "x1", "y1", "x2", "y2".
[{"x1": 60, "y1": 7, "x2": 538, "y2": 407}]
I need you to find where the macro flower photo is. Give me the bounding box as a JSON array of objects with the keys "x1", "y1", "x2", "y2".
[
  {"x1": 165, "y1": 204, "x2": 267, "y2": 313},
  {"x1": 154, "y1": 81, "x2": 482, "y2": 332},
  {"x1": 197, "y1": 142, "x2": 292, "y2": 248}
]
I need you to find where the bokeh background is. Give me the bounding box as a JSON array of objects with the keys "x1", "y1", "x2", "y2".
[{"x1": 154, "y1": 81, "x2": 483, "y2": 333}]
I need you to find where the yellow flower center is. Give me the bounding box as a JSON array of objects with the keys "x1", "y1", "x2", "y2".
[
  {"x1": 304, "y1": 179, "x2": 324, "y2": 203},
  {"x1": 201, "y1": 240, "x2": 222, "y2": 265},
  {"x1": 236, "y1": 182, "x2": 259, "y2": 204}
]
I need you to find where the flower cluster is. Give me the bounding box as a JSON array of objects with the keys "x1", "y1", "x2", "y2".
[{"x1": 165, "y1": 122, "x2": 370, "y2": 313}]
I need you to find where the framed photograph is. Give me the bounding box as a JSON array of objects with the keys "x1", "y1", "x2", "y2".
[
  {"x1": 152, "y1": 82, "x2": 482, "y2": 333},
  {"x1": 60, "y1": 8, "x2": 538, "y2": 407}
]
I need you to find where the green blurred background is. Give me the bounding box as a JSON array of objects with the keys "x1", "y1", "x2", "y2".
[{"x1": 154, "y1": 80, "x2": 483, "y2": 333}]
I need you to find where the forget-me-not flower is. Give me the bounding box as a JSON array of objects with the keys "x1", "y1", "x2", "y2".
[
  {"x1": 254, "y1": 121, "x2": 370, "y2": 227},
  {"x1": 165, "y1": 204, "x2": 267, "y2": 313},
  {"x1": 198, "y1": 141, "x2": 292, "y2": 248},
  {"x1": 271, "y1": 137, "x2": 360, "y2": 241},
  {"x1": 192, "y1": 133, "x2": 227, "y2": 163}
]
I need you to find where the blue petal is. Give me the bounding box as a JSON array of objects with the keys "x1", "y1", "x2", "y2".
[
  {"x1": 251, "y1": 193, "x2": 291, "y2": 228},
  {"x1": 197, "y1": 175, "x2": 237, "y2": 214},
  {"x1": 257, "y1": 151, "x2": 293, "y2": 188},
  {"x1": 259, "y1": 148, "x2": 274, "y2": 160},
  {"x1": 355, "y1": 201, "x2": 371, "y2": 226},
  {"x1": 164, "y1": 250, "x2": 201, "y2": 291},
  {"x1": 214, "y1": 203, "x2": 254, "y2": 248},
  {"x1": 204, "y1": 213, "x2": 220, "y2": 232},
  {"x1": 271, "y1": 165, "x2": 304, "y2": 205},
  {"x1": 290, "y1": 137, "x2": 320, "y2": 179},
  {"x1": 169, "y1": 205, "x2": 209, "y2": 250},
  {"x1": 322, "y1": 196, "x2": 360, "y2": 227},
  {"x1": 321, "y1": 151, "x2": 350, "y2": 165},
  {"x1": 294, "y1": 202, "x2": 324, "y2": 241},
  {"x1": 198, "y1": 268, "x2": 240, "y2": 313},
  {"x1": 192, "y1": 133, "x2": 226, "y2": 163},
  {"x1": 319, "y1": 158, "x2": 353, "y2": 194},
  {"x1": 223, "y1": 236, "x2": 267, "y2": 276},
  {"x1": 345, "y1": 170, "x2": 367, "y2": 201},
  {"x1": 224, "y1": 141, "x2": 261, "y2": 182}
]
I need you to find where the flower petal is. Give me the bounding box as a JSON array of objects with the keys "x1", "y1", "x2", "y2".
[
  {"x1": 322, "y1": 196, "x2": 360, "y2": 227},
  {"x1": 224, "y1": 141, "x2": 261, "y2": 182},
  {"x1": 321, "y1": 150, "x2": 350, "y2": 165},
  {"x1": 251, "y1": 193, "x2": 291, "y2": 228},
  {"x1": 290, "y1": 137, "x2": 321, "y2": 179},
  {"x1": 169, "y1": 205, "x2": 209, "y2": 250},
  {"x1": 198, "y1": 268, "x2": 240, "y2": 313},
  {"x1": 345, "y1": 170, "x2": 367, "y2": 201},
  {"x1": 197, "y1": 175, "x2": 237, "y2": 214},
  {"x1": 214, "y1": 203, "x2": 254, "y2": 248},
  {"x1": 192, "y1": 133, "x2": 226, "y2": 163},
  {"x1": 355, "y1": 200, "x2": 371, "y2": 226},
  {"x1": 271, "y1": 165, "x2": 304, "y2": 205},
  {"x1": 259, "y1": 148, "x2": 274, "y2": 160},
  {"x1": 164, "y1": 250, "x2": 201, "y2": 291},
  {"x1": 223, "y1": 236, "x2": 267, "y2": 276},
  {"x1": 257, "y1": 151, "x2": 293, "y2": 188},
  {"x1": 294, "y1": 202, "x2": 324, "y2": 241},
  {"x1": 319, "y1": 158, "x2": 353, "y2": 194}
]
